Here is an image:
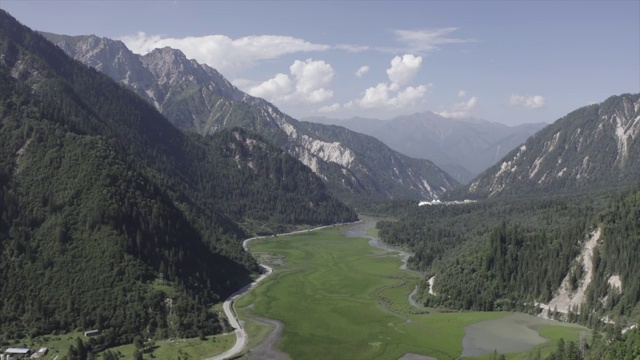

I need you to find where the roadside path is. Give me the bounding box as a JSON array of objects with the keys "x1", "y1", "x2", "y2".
[
  {"x1": 207, "y1": 222, "x2": 357, "y2": 360},
  {"x1": 208, "y1": 264, "x2": 273, "y2": 360}
]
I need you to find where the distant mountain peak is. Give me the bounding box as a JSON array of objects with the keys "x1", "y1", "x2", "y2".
[{"x1": 144, "y1": 46, "x2": 194, "y2": 73}]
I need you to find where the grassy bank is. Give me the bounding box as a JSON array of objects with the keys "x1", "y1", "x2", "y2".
[{"x1": 102, "y1": 334, "x2": 234, "y2": 359}]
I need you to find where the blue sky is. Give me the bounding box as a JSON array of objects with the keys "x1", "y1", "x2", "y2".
[{"x1": 2, "y1": 1, "x2": 639, "y2": 125}]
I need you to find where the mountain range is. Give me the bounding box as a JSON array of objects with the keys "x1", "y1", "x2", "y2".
[
  {"x1": 306, "y1": 113, "x2": 546, "y2": 184},
  {"x1": 0, "y1": 10, "x2": 355, "y2": 346},
  {"x1": 455, "y1": 94, "x2": 640, "y2": 198},
  {"x1": 41, "y1": 32, "x2": 459, "y2": 205},
  {"x1": 3, "y1": 8, "x2": 640, "y2": 359}
]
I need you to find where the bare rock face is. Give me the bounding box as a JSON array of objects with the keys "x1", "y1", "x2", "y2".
[
  {"x1": 49, "y1": 34, "x2": 155, "y2": 96},
  {"x1": 42, "y1": 32, "x2": 459, "y2": 204}
]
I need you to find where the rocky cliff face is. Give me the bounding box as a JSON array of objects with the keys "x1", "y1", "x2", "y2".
[
  {"x1": 44, "y1": 33, "x2": 156, "y2": 97},
  {"x1": 458, "y1": 94, "x2": 640, "y2": 198},
  {"x1": 42, "y1": 32, "x2": 458, "y2": 204}
]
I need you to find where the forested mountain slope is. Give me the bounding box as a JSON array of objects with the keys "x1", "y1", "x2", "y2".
[
  {"x1": 41, "y1": 32, "x2": 459, "y2": 205},
  {"x1": 378, "y1": 186, "x2": 640, "y2": 328},
  {"x1": 306, "y1": 113, "x2": 546, "y2": 184},
  {"x1": 452, "y1": 94, "x2": 640, "y2": 199},
  {"x1": 0, "y1": 10, "x2": 354, "y2": 348},
  {"x1": 374, "y1": 95, "x2": 640, "y2": 358}
]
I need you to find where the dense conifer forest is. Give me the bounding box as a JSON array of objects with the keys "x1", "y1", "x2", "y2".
[
  {"x1": 378, "y1": 188, "x2": 640, "y2": 359},
  {"x1": 0, "y1": 9, "x2": 355, "y2": 350},
  {"x1": 378, "y1": 187, "x2": 640, "y2": 326}
]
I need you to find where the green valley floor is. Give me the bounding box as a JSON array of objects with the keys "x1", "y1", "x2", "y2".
[{"x1": 232, "y1": 221, "x2": 587, "y2": 360}]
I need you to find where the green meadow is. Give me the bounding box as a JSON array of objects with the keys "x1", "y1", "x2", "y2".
[
  {"x1": 101, "y1": 334, "x2": 235, "y2": 359},
  {"x1": 5, "y1": 332, "x2": 234, "y2": 360},
  {"x1": 234, "y1": 224, "x2": 587, "y2": 360}
]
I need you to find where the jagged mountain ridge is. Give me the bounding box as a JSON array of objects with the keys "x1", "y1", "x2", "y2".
[
  {"x1": 0, "y1": 10, "x2": 355, "y2": 343},
  {"x1": 457, "y1": 94, "x2": 640, "y2": 198},
  {"x1": 305, "y1": 113, "x2": 546, "y2": 184},
  {"x1": 41, "y1": 32, "x2": 459, "y2": 204}
]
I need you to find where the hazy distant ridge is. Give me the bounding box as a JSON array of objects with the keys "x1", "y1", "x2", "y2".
[{"x1": 305, "y1": 113, "x2": 545, "y2": 184}]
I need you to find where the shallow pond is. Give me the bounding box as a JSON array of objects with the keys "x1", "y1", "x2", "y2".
[{"x1": 461, "y1": 312, "x2": 585, "y2": 357}]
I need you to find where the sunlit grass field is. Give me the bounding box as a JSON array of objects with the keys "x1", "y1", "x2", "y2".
[
  {"x1": 7, "y1": 331, "x2": 234, "y2": 359},
  {"x1": 238, "y1": 226, "x2": 489, "y2": 359},
  {"x1": 103, "y1": 334, "x2": 234, "y2": 359},
  {"x1": 234, "y1": 224, "x2": 586, "y2": 360}
]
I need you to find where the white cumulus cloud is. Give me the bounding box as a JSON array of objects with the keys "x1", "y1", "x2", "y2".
[
  {"x1": 437, "y1": 96, "x2": 478, "y2": 118},
  {"x1": 249, "y1": 59, "x2": 335, "y2": 105},
  {"x1": 509, "y1": 94, "x2": 545, "y2": 109},
  {"x1": 355, "y1": 65, "x2": 370, "y2": 77},
  {"x1": 387, "y1": 54, "x2": 422, "y2": 86},
  {"x1": 358, "y1": 83, "x2": 395, "y2": 109},
  {"x1": 317, "y1": 103, "x2": 341, "y2": 113},
  {"x1": 349, "y1": 54, "x2": 429, "y2": 110},
  {"x1": 389, "y1": 85, "x2": 429, "y2": 108},
  {"x1": 120, "y1": 32, "x2": 330, "y2": 76},
  {"x1": 288, "y1": 59, "x2": 334, "y2": 103},
  {"x1": 247, "y1": 73, "x2": 292, "y2": 102}
]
